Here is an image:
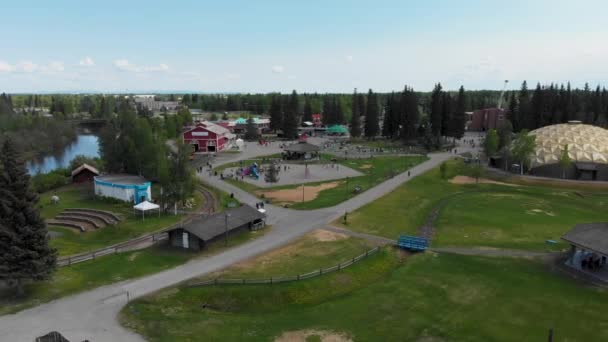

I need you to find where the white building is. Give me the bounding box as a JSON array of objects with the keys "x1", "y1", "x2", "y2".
[{"x1": 94, "y1": 175, "x2": 151, "y2": 204}]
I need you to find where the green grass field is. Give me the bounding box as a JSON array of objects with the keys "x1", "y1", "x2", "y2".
[
  {"x1": 220, "y1": 155, "x2": 427, "y2": 210},
  {"x1": 40, "y1": 184, "x2": 203, "y2": 255},
  {"x1": 0, "y1": 228, "x2": 267, "y2": 316},
  {"x1": 121, "y1": 249, "x2": 608, "y2": 342},
  {"x1": 338, "y1": 160, "x2": 608, "y2": 251}
]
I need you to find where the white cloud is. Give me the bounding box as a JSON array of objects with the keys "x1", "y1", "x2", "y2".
[
  {"x1": 79, "y1": 57, "x2": 95, "y2": 66},
  {"x1": 0, "y1": 61, "x2": 14, "y2": 73},
  {"x1": 47, "y1": 61, "x2": 65, "y2": 72},
  {"x1": 17, "y1": 61, "x2": 38, "y2": 73},
  {"x1": 345, "y1": 55, "x2": 353, "y2": 63},
  {"x1": 271, "y1": 65, "x2": 284, "y2": 73},
  {"x1": 113, "y1": 59, "x2": 169, "y2": 72}
]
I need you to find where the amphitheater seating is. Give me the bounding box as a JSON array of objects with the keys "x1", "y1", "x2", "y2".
[{"x1": 47, "y1": 208, "x2": 121, "y2": 233}]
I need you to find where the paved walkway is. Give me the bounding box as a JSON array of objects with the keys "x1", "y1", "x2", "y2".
[
  {"x1": 429, "y1": 247, "x2": 557, "y2": 258},
  {"x1": 0, "y1": 140, "x2": 473, "y2": 341}
]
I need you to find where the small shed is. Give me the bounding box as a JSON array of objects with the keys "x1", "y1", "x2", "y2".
[
  {"x1": 94, "y1": 174, "x2": 151, "y2": 204},
  {"x1": 168, "y1": 205, "x2": 266, "y2": 251},
  {"x1": 71, "y1": 163, "x2": 99, "y2": 183},
  {"x1": 283, "y1": 141, "x2": 320, "y2": 160}
]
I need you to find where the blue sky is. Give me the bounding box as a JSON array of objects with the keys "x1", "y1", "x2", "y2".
[{"x1": 1, "y1": 0, "x2": 607, "y2": 93}]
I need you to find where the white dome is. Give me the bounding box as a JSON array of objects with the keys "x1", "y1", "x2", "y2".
[{"x1": 529, "y1": 123, "x2": 608, "y2": 168}]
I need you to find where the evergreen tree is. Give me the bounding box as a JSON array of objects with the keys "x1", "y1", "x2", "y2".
[
  {"x1": 322, "y1": 95, "x2": 335, "y2": 125},
  {"x1": 303, "y1": 95, "x2": 313, "y2": 123},
  {"x1": 382, "y1": 93, "x2": 396, "y2": 138},
  {"x1": 269, "y1": 95, "x2": 282, "y2": 132},
  {"x1": 244, "y1": 117, "x2": 260, "y2": 140},
  {"x1": 364, "y1": 89, "x2": 379, "y2": 138},
  {"x1": 449, "y1": 85, "x2": 467, "y2": 140},
  {"x1": 282, "y1": 90, "x2": 299, "y2": 139},
  {"x1": 531, "y1": 83, "x2": 545, "y2": 129},
  {"x1": 440, "y1": 92, "x2": 452, "y2": 137},
  {"x1": 265, "y1": 162, "x2": 280, "y2": 184},
  {"x1": 0, "y1": 138, "x2": 56, "y2": 295},
  {"x1": 430, "y1": 83, "x2": 443, "y2": 136},
  {"x1": 518, "y1": 81, "x2": 532, "y2": 130},
  {"x1": 335, "y1": 97, "x2": 345, "y2": 124},
  {"x1": 508, "y1": 91, "x2": 519, "y2": 131},
  {"x1": 400, "y1": 86, "x2": 420, "y2": 142},
  {"x1": 350, "y1": 89, "x2": 362, "y2": 138}
]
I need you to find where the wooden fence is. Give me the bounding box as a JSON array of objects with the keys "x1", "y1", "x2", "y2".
[
  {"x1": 57, "y1": 212, "x2": 207, "y2": 267},
  {"x1": 188, "y1": 246, "x2": 380, "y2": 287}
]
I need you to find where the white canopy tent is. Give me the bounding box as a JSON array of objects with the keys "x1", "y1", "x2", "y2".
[{"x1": 133, "y1": 200, "x2": 161, "y2": 220}]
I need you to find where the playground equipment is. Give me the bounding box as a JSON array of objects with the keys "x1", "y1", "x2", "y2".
[
  {"x1": 397, "y1": 235, "x2": 429, "y2": 251},
  {"x1": 242, "y1": 163, "x2": 260, "y2": 180}
]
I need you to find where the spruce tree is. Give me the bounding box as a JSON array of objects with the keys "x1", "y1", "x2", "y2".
[
  {"x1": 350, "y1": 89, "x2": 362, "y2": 138},
  {"x1": 400, "y1": 86, "x2": 419, "y2": 142},
  {"x1": 245, "y1": 117, "x2": 260, "y2": 141},
  {"x1": 518, "y1": 81, "x2": 531, "y2": 130},
  {"x1": 0, "y1": 138, "x2": 56, "y2": 295},
  {"x1": 430, "y1": 83, "x2": 443, "y2": 136},
  {"x1": 440, "y1": 92, "x2": 452, "y2": 137},
  {"x1": 449, "y1": 86, "x2": 466, "y2": 140},
  {"x1": 282, "y1": 90, "x2": 299, "y2": 139},
  {"x1": 269, "y1": 95, "x2": 283, "y2": 132},
  {"x1": 303, "y1": 95, "x2": 313, "y2": 123},
  {"x1": 364, "y1": 89, "x2": 379, "y2": 138},
  {"x1": 265, "y1": 162, "x2": 280, "y2": 183},
  {"x1": 334, "y1": 97, "x2": 344, "y2": 124}
]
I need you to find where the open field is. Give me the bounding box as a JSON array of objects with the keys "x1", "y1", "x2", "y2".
[
  {"x1": 337, "y1": 160, "x2": 608, "y2": 251},
  {"x1": 0, "y1": 228, "x2": 267, "y2": 316},
  {"x1": 220, "y1": 155, "x2": 427, "y2": 209},
  {"x1": 121, "y1": 248, "x2": 608, "y2": 341},
  {"x1": 40, "y1": 184, "x2": 192, "y2": 255}
]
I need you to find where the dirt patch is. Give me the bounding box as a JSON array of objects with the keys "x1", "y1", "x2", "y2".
[
  {"x1": 449, "y1": 176, "x2": 516, "y2": 186},
  {"x1": 257, "y1": 182, "x2": 340, "y2": 203},
  {"x1": 312, "y1": 229, "x2": 348, "y2": 242},
  {"x1": 275, "y1": 329, "x2": 353, "y2": 342},
  {"x1": 127, "y1": 252, "x2": 140, "y2": 262},
  {"x1": 528, "y1": 208, "x2": 556, "y2": 216},
  {"x1": 359, "y1": 164, "x2": 373, "y2": 169}
]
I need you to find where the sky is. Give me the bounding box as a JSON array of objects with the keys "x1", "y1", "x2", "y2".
[{"x1": 1, "y1": 0, "x2": 607, "y2": 93}]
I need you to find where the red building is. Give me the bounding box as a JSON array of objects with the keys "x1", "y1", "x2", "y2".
[
  {"x1": 469, "y1": 108, "x2": 507, "y2": 131},
  {"x1": 183, "y1": 122, "x2": 235, "y2": 153},
  {"x1": 312, "y1": 113, "x2": 322, "y2": 127},
  {"x1": 71, "y1": 164, "x2": 99, "y2": 183}
]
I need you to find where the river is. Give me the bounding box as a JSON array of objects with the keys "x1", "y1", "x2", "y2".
[{"x1": 26, "y1": 134, "x2": 100, "y2": 175}]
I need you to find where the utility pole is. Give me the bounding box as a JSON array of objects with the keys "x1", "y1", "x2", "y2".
[{"x1": 302, "y1": 184, "x2": 305, "y2": 202}]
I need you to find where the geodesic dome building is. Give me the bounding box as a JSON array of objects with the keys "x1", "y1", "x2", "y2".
[{"x1": 528, "y1": 122, "x2": 608, "y2": 180}]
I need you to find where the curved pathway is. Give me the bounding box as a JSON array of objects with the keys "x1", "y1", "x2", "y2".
[{"x1": 0, "y1": 139, "x2": 475, "y2": 342}]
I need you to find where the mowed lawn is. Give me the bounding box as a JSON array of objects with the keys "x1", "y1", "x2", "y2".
[
  {"x1": 435, "y1": 189, "x2": 608, "y2": 251},
  {"x1": 0, "y1": 228, "x2": 267, "y2": 316},
  {"x1": 121, "y1": 250, "x2": 608, "y2": 341},
  {"x1": 338, "y1": 160, "x2": 608, "y2": 251},
  {"x1": 219, "y1": 154, "x2": 427, "y2": 210},
  {"x1": 39, "y1": 184, "x2": 193, "y2": 255}
]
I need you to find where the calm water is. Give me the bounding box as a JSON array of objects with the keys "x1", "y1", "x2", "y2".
[{"x1": 27, "y1": 134, "x2": 100, "y2": 175}]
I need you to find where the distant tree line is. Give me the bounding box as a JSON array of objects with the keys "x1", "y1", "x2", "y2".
[
  {"x1": 0, "y1": 93, "x2": 77, "y2": 158},
  {"x1": 507, "y1": 81, "x2": 608, "y2": 132}
]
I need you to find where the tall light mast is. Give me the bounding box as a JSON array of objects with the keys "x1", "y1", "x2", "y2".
[{"x1": 497, "y1": 80, "x2": 509, "y2": 109}]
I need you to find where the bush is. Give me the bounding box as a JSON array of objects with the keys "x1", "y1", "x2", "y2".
[{"x1": 31, "y1": 169, "x2": 69, "y2": 193}]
